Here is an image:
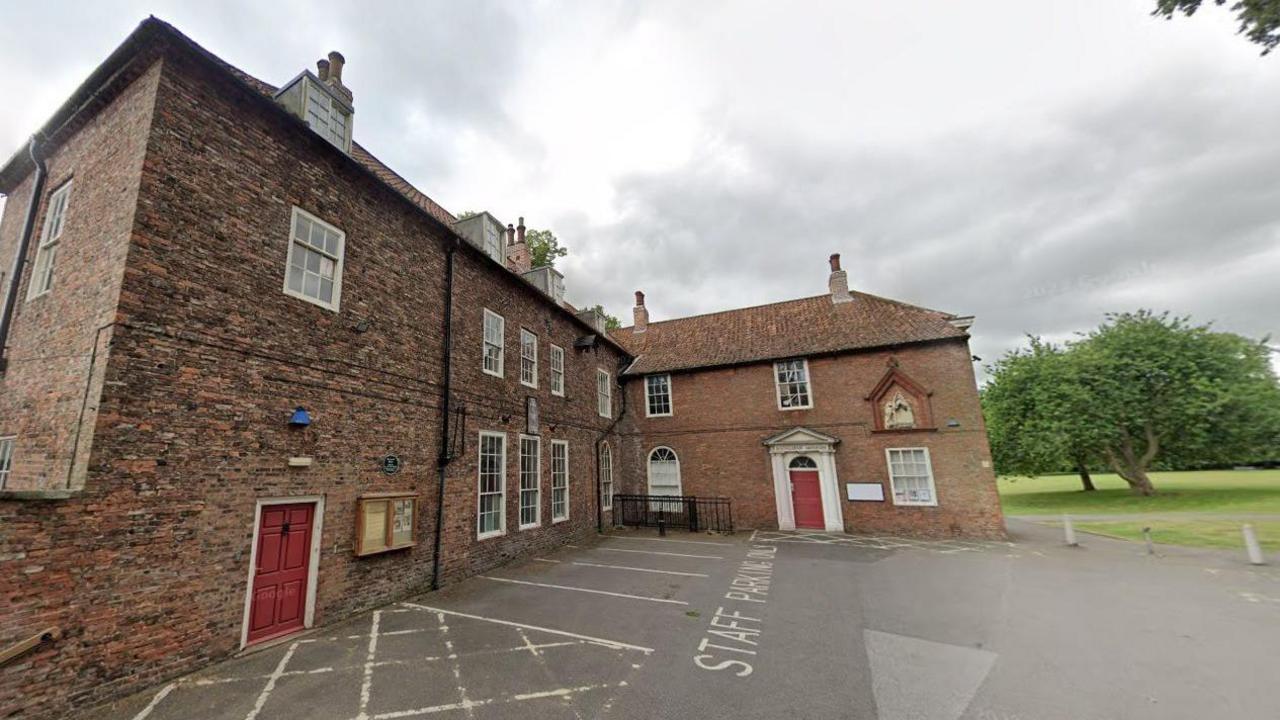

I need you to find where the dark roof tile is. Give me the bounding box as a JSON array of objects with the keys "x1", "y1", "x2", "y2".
[{"x1": 612, "y1": 292, "x2": 967, "y2": 375}]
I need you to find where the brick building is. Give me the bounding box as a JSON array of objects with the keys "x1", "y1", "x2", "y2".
[
  {"x1": 0, "y1": 18, "x2": 1001, "y2": 720},
  {"x1": 613, "y1": 260, "x2": 1004, "y2": 538}
]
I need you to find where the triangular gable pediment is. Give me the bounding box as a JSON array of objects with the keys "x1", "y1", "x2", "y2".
[{"x1": 763, "y1": 426, "x2": 840, "y2": 447}]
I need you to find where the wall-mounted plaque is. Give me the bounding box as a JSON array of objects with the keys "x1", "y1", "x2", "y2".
[
  {"x1": 847, "y1": 483, "x2": 886, "y2": 502},
  {"x1": 526, "y1": 396, "x2": 539, "y2": 435}
]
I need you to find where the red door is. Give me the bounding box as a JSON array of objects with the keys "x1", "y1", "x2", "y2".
[
  {"x1": 790, "y1": 470, "x2": 825, "y2": 529},
  {"x1": 247, "y1": 503, "x2": 314, "y2": 645}
]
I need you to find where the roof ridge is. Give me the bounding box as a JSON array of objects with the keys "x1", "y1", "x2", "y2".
[{"x1": 619, "y1": 289, "x2": 957, "y2": 332}]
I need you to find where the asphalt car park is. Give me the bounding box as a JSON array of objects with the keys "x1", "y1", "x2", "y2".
[{"x1": 90, "y1": 523, "x2": 1280, "y2": 720}]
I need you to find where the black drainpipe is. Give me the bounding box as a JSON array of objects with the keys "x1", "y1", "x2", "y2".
[
  {"x1": 0, "y1": 136, "x2": 48, "y2": 373},
  {"x1": 595, "y1": 365, "x2": 628, "y2": 533},
  {"x1": 431, "y1": 238, "x2": 460, "y2": 591}
]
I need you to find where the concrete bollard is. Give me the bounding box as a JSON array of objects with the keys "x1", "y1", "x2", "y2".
[
  {"x1": 1063, "y1": 514, "x2": 1078, "y2": 547},
  {"x1": 1242, "y1": 524, "x2": 1266, "y2": 566},
  {"x1": 1142, "y1": 527, "x2": 1155, "y2": 556}
]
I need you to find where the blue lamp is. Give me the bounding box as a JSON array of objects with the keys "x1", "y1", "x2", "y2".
[{"x1": 289, "y1": 407, "x2": 312, "y2": 427}]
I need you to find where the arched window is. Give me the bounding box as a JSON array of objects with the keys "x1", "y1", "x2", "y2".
[
  {"x1": 789, "y1": 456, "x2": 817, "y2": 469},
  {"x1": 600, "y1": 444, "x2": 614, "y2": 510},
  {"x1": 647, "y1": 447, "x2": 682, "y2": 499}
]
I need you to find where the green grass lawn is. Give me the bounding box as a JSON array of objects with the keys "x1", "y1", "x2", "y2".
[
  {"x1": 998, "y1": 469, "x2": 1280, "y2": 551},
  {"x1": 998, "y1": 469, "x2": 1280, "y2": 515},
  {"x1": 1071, "y1": 519, "x2": 1280, "y2": 552}
]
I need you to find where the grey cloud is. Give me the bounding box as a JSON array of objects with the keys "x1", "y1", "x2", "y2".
[{"x1": 566, "y1": 61, "x2": 1280, "y2": 378}]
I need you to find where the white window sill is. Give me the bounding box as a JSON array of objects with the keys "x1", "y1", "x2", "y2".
[
  {"x1": 552, "y1": 516, "x2": 568, "y2": 524},
  {"x1": 646, "y1": 412, "x2": 673, "y2": 418},
  {"x1": 0, "y1": 488, "x2": 79, "y2": 501},
  {"x1": 552, "y1": 390, "x2": 565, "y2": 398},
  {"x1": 778, "y1": 404, "x2": 814, "y2": 412},
  {"x1": 891, "y1": 500, "x2": 938, "y2": 508},
  {"x1": 518, "y1": 522, "x2": 541, "y2": 531},
  {"x1": 483, "y1": 368, "x2": 504, "y2": 379},
  {"x1": 283, "y1": 287, "x2": 340, "y2": 313},
  {"x1": 477, "y1": 529, "x2": 506, "y2": 541},
  {"x1": 520, "y1": 380, "x2": 538, "y2": 389}
]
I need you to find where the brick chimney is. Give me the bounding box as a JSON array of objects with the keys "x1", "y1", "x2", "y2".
[
  {"x1": 505, "y1": 216, "x2": 532, "y2": 274},
  {"x1": 829, "y1": 253, "x2": 852, "y2": 304},
  {"x1": 633, "y1": 291, "x2": 649, "y2": 332}
]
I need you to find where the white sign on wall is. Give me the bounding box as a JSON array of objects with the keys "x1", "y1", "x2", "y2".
[{"x1": 847, "y1": 483, "x2": 885, "y2": 502}]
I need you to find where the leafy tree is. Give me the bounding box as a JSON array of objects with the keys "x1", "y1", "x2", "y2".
[
  {"x1": 982, "y1": 339, "x2": 1103, "y2": 491},
  {"x1": 589, "y1": 304, "x2": 622, "y2": 331},
  {"x1": 526, "y1": 228, "x2": 569, "y2": 269},
  {"x1": 1153, "y1": 0, "x2": 1280, "y2": 55},
  {"x1": 984, "y1": 311, "x2": 1280, "y2": 496},
  {"x1": 456, "y1": 210, "x2": 479, "y2": 220},
  {"x1": 1074, "y1": 311, "x2": 1280, "y2": 494}
]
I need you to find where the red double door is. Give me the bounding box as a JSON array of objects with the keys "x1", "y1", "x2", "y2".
[
  {"x1": 790, "y1": 470, "x2": 825, "y2": 529},
  {"x1": 247, "y1": 503, "x2": 315, "y2": 645}
]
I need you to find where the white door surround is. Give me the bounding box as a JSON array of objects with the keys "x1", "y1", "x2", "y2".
[
  {"x1": 763, "y1": 427, "x2": 844, "y2": 532},
  {"x1": 239, "y1": 495, "x2": 326, "y2": 649}
]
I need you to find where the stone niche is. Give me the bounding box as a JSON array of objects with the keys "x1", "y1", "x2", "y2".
[{"x1": 866, "y1": 362, "x2": 934, "y2": 432}]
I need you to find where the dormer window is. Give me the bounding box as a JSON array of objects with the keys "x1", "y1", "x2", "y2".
[
  {"x1": 305, "y1": 85, "x2": 350, "y2": 151},
  {"x1": 274, "y1": 52, "x2": 354, "y2": 155}
]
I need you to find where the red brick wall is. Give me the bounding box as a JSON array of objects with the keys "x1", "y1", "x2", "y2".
[
  {"x1": 618, "y1": 338, "x2": 1005, "y2": 538},
  {"x1": 0, "y1": 62, "x2": 161, "y2": 492},
  {"x1": 0, "y1": 47, "x2": 624, "y2": 720}
]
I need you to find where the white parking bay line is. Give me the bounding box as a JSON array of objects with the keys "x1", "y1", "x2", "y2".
[
  {"x1": 535, "y1": 557, "x2": 709, "y2": 578},
  {"x1": 401, "y1": 602, "x2": 654, "y2": 654},
  {"x1": 605, "y1": 535, "x2": 732, "y2": 547},
  {"x1": 479, "y1": 576, "x2": 689, "y2": 605},
  {"x1": 570, "y1": 545, "x2": 724, "y2": 560}
]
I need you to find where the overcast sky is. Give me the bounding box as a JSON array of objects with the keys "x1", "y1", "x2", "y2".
[{"x1": 1, "y1": 1, "x2": 1277, "y2": 379}]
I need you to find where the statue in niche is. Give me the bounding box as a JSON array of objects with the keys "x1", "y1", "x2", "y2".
[{"x1": 883, "y1": 391, "x2": 916, "y2": 429}]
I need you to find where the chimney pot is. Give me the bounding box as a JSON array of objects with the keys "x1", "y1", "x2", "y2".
[
  {"x1": 327, "y1": 51, "x2": 346, "y2": 84},
  {"x1": 317, "y1": 58, "x2": 330, "y2": 81},
  {"x1": 506, "y1": 223, "x2": 516, "y2": 247},
  {"x1": 633, "y1": 291, "x2": 649, "y2": 332},
  {"x1": 516, "y1": 217, "x2": 526, "y2": 244},
  {"x1": 829, "y1": 253, "x2": 852, "y2": 304}
]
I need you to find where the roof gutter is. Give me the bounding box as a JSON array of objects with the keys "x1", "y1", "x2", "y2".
[{"x1": 0, "y1": 137, "x2": 48, "y2": 373}]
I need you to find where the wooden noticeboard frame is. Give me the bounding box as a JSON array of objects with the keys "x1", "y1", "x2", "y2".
[{"x1": 355, "y1": 492, "x2": 418, "y2": 557}]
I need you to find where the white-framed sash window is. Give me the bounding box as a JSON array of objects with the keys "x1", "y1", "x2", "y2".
[
  {"x1": 774, "y1": 358, "x2": 812, "y2": 410},
  {"x1": 600, "y1": 443, "x2": 614, "y2": 510},
  {"x1": 597, "y1": 369, "x2": 612, "y2": 418},
  {"x1": 0, "y1": 436, "x2": 14, "y2": 489},
  {"x1": 519, "y1": 435, "x2": 541, "y2": 529},
  {"x1": 886, "y1": 447, "x2": 938, "y2": 506},
  {"x1": 549, "y1": 344, "x2": 565, "y2": 396},
  {"x1": 477, "y1": 431, "x2": 507, "y2": 538},
  {"x1": 483, "y1": 309, "x2": 505, "y2": 377},
  {"x1": 551, "y1": 440, "x2": 569, "y2": 522},
  {"x1": 284, "y1": 207, "x2": 345, "y2": 311},
  {"x1": 645, "y1": 374, "x2": 672, "y2": 417},
  {"x1": 27, "y1": 181, "x2": 72, "y2": 300},
  {"x1": 520, "y1": 329, "x2": 538, "y2": 388}
]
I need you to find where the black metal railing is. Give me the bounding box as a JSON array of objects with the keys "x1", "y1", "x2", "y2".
[{"x1": 612, "y1": 494, "x2": 733, "y2": 534}]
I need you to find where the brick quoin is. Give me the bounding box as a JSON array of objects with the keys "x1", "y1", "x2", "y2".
[{"x1": 0, "y1": 18, "x2": 1002, "y2": 720}]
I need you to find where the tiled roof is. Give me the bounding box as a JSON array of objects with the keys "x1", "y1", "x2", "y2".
[
  {"x1": 612, "y1": 292, "x2": 968, "y2": 376},
  {"x1": 218, "y1": 64, "x2": 457, "y2": 226}
]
